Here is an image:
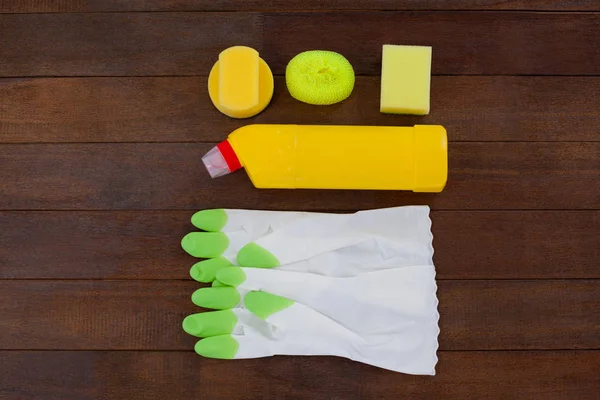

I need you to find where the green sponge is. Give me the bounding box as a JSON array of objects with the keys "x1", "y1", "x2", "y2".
[{"x1": 285, "y1": 50, "x2": 355, "y2": 105}]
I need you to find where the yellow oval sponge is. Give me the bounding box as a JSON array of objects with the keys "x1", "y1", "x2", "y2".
[{"x1": 285, "y1": 50, "x2": 355, "y2": 105}]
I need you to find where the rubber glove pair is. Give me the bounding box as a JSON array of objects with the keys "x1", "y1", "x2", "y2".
[{"x1": 181, "y1": 206, "x2": 439, "y2": 375}]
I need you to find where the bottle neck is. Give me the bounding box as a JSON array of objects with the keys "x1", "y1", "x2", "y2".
[{"x1": 216, "y1": 140, "x2": 242, "y2": 172}]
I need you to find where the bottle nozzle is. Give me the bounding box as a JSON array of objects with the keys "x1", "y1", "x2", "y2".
[{"x1": 202, "y1": 140, "x2": 242, "y2": 178}]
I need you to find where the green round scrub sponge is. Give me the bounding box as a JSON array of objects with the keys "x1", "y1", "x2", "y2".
[{"x1": 285, "y1": 50, "x2": 355, "y2": 105}]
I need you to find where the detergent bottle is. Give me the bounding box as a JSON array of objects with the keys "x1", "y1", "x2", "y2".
[{"x1": 202, "y1": 124, "x2": 447, "y2": 192}]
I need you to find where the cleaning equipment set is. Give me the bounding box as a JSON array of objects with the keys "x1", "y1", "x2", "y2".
[
  {"x1": 182, "y1": 43, "x2": 443, "y2": 374},
  {"x1": 205, "y1": 44, "x2": 444, "y2": 192}
]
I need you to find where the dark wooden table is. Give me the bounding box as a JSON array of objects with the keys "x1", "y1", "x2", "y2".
[{"x1": 1, "y1": 2, "x2": 599, "y2": 399}]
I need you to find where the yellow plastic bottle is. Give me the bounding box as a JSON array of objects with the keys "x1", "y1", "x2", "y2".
[{"x1": 202, "y1": 124, "x2": 448, "y2": 192}]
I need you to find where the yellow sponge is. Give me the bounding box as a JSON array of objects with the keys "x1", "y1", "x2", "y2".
[
  {"x1": 208, "y1": 46, "x2": 274, "y2": 119},
  {"x1": 380, "y1": 44, "x2": 432, "y2": 115}
]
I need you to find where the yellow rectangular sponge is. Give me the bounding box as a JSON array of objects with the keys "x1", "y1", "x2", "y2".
[
  {"x1": 218, "y1": 46, "x2": 259, "y2": 113},
  {"x1": 380, "y1": 44, "x2": 432, "y2": 115}
]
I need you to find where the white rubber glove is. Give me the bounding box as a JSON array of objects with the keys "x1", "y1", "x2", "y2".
[
  {"x1": 181, "y1": 206, "x2": 433, "y2": 281},
  {"x1": 183, "y1": 266, "x2": 439, "y2": 375}
]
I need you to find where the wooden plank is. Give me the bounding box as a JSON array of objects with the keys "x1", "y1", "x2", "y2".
[
  {"x1": 2, "y1": 0, "x2": 599, "y2": 12},
  {"x1": 1, "y1": 12, "x2": 599, "y2": 76},
  {"x1": 440, "y1": 280, "x2": 600, "y2": 350},
  {"x1": 2, "y1": 76, "x2": 599, "y2": 143},
  {"x1": 0, "y1": 13, "x2": 261, "y2": 77},
  {"x1": 432, "y1": 211, "x2": 600, "y2": 279},
  {"x1": 0, "y1": 280, "x2": 598, "y2": 350},
  {"x1": 2, "y1": 351, "x2": 600, "y2": 400},
  {"x1": 1, "y1": 211, "x2": 598, "y2": 280},
  {"x1": 0, "y1": 211, "x2": 193, "y2": 280},
  {"x1": 0, "y1": 143, "x2": 598, "y2": 210}
]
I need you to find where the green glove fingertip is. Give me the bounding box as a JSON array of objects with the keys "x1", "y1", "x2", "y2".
[
  {"x1": 181, "y1": 232, "x2": 230, "y2": 258},
  {"x1": 183, "y1": 310, "x2": 238, "y2": 337},
  {"x1": 190, "y1": 257, "x2": 234, "y2": 282},
  {"x1": 192, "y1": 287, "x2": 241, "y2": 310},
  {"x1": 216, "y1": 267, "x2": 247, "y2": 287},
  {"x1": 195, "y1": 335, "x2": 239, "y2": 359},
  {"x1": 244, "y1": 291, "x2": 294, "y2": 320},
  {"x1": 237, "y1": 243, "x2": 280, "y2": 268},
  {"x1": 191, "y1": 209, "x2": 228, "y2": 232}
]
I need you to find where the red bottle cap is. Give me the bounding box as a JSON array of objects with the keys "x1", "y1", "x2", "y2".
[{"x1": 216, "y1": 140, "x2": 242, "y2": 172}]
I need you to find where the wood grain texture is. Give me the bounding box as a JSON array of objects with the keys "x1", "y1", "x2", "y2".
[
  {"x1": 0, "y1": 13, "x2": 261, "y2": 77},
  {"x1": 1, "y1": 280, "x2": 599, "y2": 350},
  {"x1": 2, "y1": 0, "x2": 599, "y2": 12},
  {"x1": 1, "y1": 12, "x2": 599, "y2": 76},
  {"x1": 0, "y1": 5, "x2": 598, "y2": 399},
  {"x1": 1, "y1": 143, "x2": 598, "y2": 211},
  {"x1": 2, "y1": 76, "x2": 599, "y2": 143},
  {"x1": 2, "y1": 351, "x2": 600, "y2": 400},
  {"x1": 1, "y1": 211, "x2": 598, "y2": 280}
]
